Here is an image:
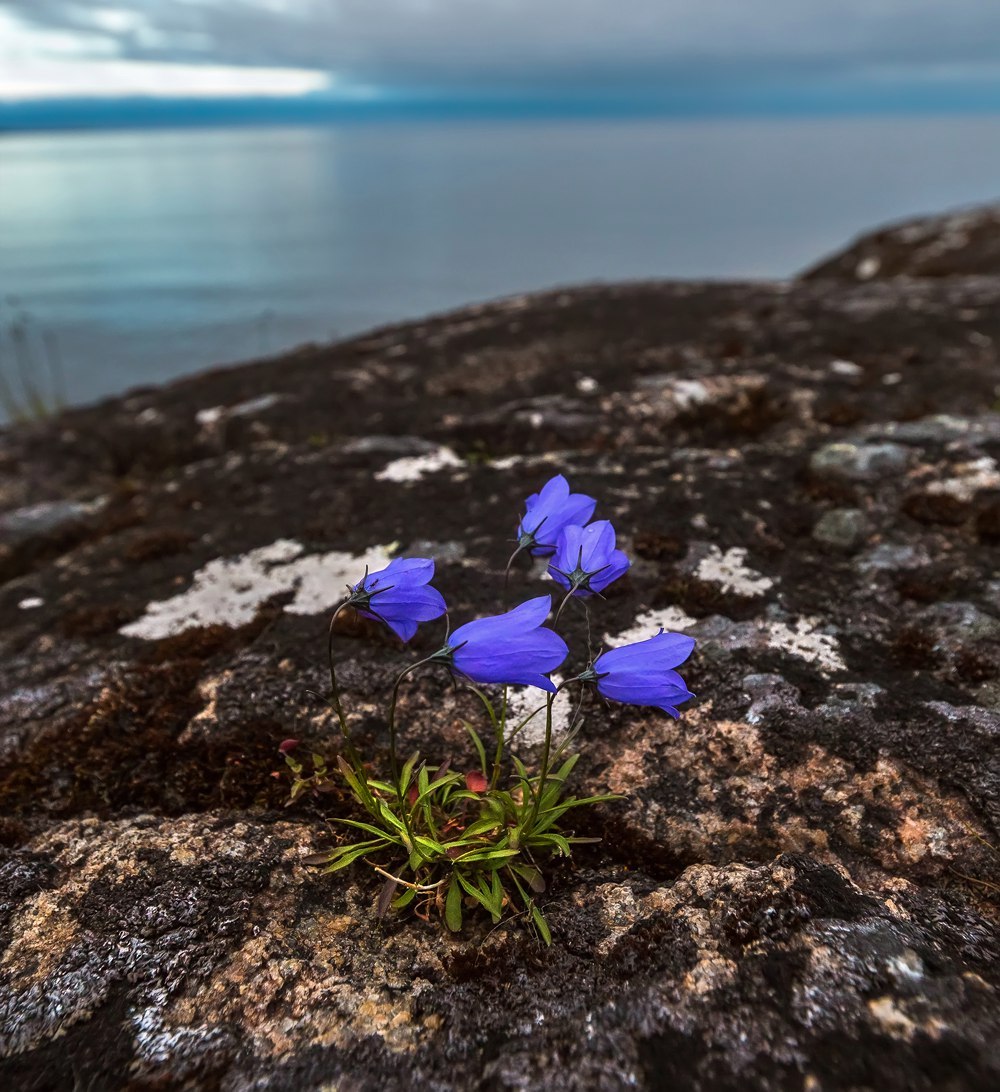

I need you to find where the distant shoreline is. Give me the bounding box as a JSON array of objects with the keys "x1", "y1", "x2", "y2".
[{"x1": 5, "y1": 95, "x2": 1000, "y2": 137}]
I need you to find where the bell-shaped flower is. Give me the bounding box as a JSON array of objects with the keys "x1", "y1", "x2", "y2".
[
  {"x1": 347, "y1": 557, "x2": 447, "y2": 642},
  {"x1": 517, "y1": 474, "x2": 596, "y2": 556},
  {"x1": 586, "y1": 631, "x2": 696, "y2": 717},
  {"x1": 549, "y1": 520, "x2": 630, "y2": 596},
  {"x1": 437, "y1": 595, "x2": 568, "y2": 692}
]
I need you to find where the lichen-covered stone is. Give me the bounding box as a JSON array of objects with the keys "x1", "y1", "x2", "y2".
[
  {"x1": 1, "y1": 208, "x2": 1000, "y2": 1089},
  {"x1": 812, "y1": 508, "x2": 869, "y2": 551}
]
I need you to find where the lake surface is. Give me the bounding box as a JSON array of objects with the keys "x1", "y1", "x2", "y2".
[{"x1": 1, "y1": 115, "x2": 999, "y2": 417}]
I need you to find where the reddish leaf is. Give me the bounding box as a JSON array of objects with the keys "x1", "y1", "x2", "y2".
[{"x1": 465, "y1": 770, "x2": 488, "y2": 793}]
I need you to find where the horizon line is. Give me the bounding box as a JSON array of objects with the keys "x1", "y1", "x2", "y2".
[{"x1": 3, "y1": 87, "x2": 1000, "y2": 135}]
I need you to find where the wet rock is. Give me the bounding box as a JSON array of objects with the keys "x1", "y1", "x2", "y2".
[
  {"x1": 1, "y1": 206, "x2": 1000, "y2": 1089},
  {"x1": 0, "y1": 497, "x2": 105, "y2": 548},
  {"x1": 812, "y1": 507, "x2": 869, "y2": 551},
  {"x1": 809, "y1": 441, "x2": 911, "y2": 483},
  {"x1": 857, "y1": 542, "x2": 932, "y2": 574}
]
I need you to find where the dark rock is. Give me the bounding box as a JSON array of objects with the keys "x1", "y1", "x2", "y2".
[
  {"x1": 802, "y1": 202, "x2": 1000, "y2": 280},
  {"x1": 2, "y1": 208, "x2": 1000, "y2": 1089},
  {"x1": 809, "y1": 441, "x2": 911, "y2": 483},
  {"x1": 812, "y1": 507, "x2": 869, "y2": 551}
]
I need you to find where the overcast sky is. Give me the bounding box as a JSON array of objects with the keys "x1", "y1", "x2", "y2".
[{"x1": 2, "y1": 0, "x2": 1000, "y2": 106}]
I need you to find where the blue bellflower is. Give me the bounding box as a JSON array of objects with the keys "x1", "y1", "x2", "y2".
[
  {"x1": 348, "y1": 557, "x2": 447, "y2": 642},
  {"x1": 517, "y1": 474, "x2": 596, "y2": 556},
  {"x1": 549, "y1": 520, "x2": 630, "y2": 596},
  {"x1": 588, "y1": 631, "x2": 696, "y2": 717},
  {"x1": 438, "y1": 595, "x2": 568, "y2": 692}
]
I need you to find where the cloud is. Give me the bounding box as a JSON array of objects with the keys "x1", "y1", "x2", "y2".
[{"x1": 3, "y1": 0, "x2": 1000, "y2": 99}]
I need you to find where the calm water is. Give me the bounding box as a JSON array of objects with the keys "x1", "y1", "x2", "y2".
[{"x1": 2, "y1": 116, "x2": 1000, "y2": 417}]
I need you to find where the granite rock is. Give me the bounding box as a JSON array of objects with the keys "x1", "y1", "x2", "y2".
[{"x1": 1, "y1": 210, "x2": 1000, "y2": 1090}]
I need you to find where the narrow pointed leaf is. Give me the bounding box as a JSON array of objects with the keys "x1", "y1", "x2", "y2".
[{"x1": 445, "y1": 875, "x2": 464, "y2": 932}]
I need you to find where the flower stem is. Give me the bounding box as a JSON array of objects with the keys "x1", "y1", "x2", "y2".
[
  {"x1": 503, "y1": 543, "x2": 528, "y2": 605},
  {"x1": 327, "y1": 603, "x2": 368, "y2": 776},
  {"x1": 387, "y1": 655, "x2": 441, "y2": 843},
  {"x1": 552, "y1": 587, "x2": 575, "y2": 630},
  {"x1": 528, "y1": 680, "x2": 568, "y2": 829},
  {"x1": 327, "y1": 604, "x2": 351, "y2": 740},
  {"x1": 492, "y1": 686, "x2": 508, "y2": 790}
]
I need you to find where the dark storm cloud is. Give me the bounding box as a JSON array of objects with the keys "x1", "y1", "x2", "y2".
[{"x1": 4, "y1": 0, "x2": 1000, "y2": 91}]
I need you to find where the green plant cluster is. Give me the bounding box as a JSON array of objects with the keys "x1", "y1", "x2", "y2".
[{"x1": 283, "y1": 712, "x2": 614, "y2": 943}]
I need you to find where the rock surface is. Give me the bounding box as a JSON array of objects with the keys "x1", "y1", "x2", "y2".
[
  {"x1": 802, "y1": 202, "x2": 1000, "y2": 280},
  {"x1": 2, "y1": 208, "x2": 1000, "y2": 1090}
]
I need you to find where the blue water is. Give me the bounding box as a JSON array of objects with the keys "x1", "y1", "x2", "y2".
[{"x1": 1, "y1": 116, "x2": 999, "y2": 417}]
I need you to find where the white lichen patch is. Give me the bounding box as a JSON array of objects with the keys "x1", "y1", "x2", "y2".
[
  {"x1": 607, "y1": 607, "x2": 698, "y2": 648},
  {"x1": 666, "y1": 379, "x2": 712, "y2": 410},
  {"x1": 766, "y1": 618, "x2": 846, "y2": 673},
  {"x1": 505, "y1": 675, "x2": 575, "y2": 750},
  {"x1": 606, "y1": 610, "x2": 844, "y2": 674},
  {"x1": 925, "y1": 457, "x2": 1000, "y2": 502},
  {"x1": 375, "y1": 446, "x2": 464, "y2": 483},
  {"x1": 695, "y1": 546, "x2": 774, "y2": 597},
  {"x1": 120, "y1": 540, "x2": 393, "y2": 640},
  {"x1": 196, "y1": 393, "x2": 285, "y2": 430},
  {"x1": 829, "y1": 359, "x2": 863, "y2": 378}
]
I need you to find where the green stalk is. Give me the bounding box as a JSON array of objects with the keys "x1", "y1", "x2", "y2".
[
  {"x1": 386, "y1": 655, "x2": 441, "y2": 844},
  {"x1": 491, "y1": 686, "x2": 508, "y2": 790},
  {"x1": 327, "y1": 603, "x2": 352, "y2": 743},
  {"x1": 528, "y1": 680, "x2": 568, "y2": 829}
]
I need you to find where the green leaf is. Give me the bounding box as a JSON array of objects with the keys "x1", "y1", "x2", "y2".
[
  {"x1": 321, "y1": 839, "x2": 390, "y2": 873},
  {"x1": 511, "y1": 863, "x2": 546, "y2": 894},
  {"x1": 490, "y1": 869, "x2": 505, "y2": 914},
  {"x1": 336, "y1": 755, "x2": 377, "y2": 813},
  {"x1": 445, "y1": 874, "x2": 464, "y2": 932},
  {"x1": 552, "y1": 753, "x2": 580, "y2": 783},
  {"x1": 301, "y1": 850, "x2": 339, "y2": 866},
  {"x1": 332, "y1": 817, "x2": 403, "y2": 843},
  {"x1": 453, "y1": 848, "x2": 520, "y2": 866},
  {"x1": 376, "y1": 799, "x2": 408, "y2": 834},
  {"x1": 530, "y1": 903, "x2": 552, "y2": 946},
  {"x1": 530, "y1": 831, "x2": 572, "y2": 856},
  {"x1": 413, "y1": 835, "x2": 446, "y2": 858},
  {"x1": 392, "y1": 887, "x2": 417, "y2": 910},
  {"x1": 463, "y1": 684, "x2": 499, "y2": 735},
  {"x1": 366, "y1": 778, "x2": 396, "y2": 794},
  {"x1": 456, "y1": 871, "x2": 501, "y2": 923},
  {"x1": 462, "y1": 816, "x2": 503, "y2": 839},
  {"x1": 464, "y1": 722, "x2": 489, "y2": 775},
  {"x1": 410, "y1": 772, "x2": 462, "y2": 811},
  {"x1": 399, "y1": 751, "x2": 420, "y2": 797}
]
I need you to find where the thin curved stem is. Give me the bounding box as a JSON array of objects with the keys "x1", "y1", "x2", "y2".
[
  {"x1": 327, "y1": 603, "x2": 351, "y2": 740},
  {"x1": 527, "y1": 679, "x2": 569, "y2": 829},
  {"x1": 582, "y1": 599, "x2": 595, "y2": 662},
  {"x1": 503, "y1": 542, "x2": 528, "y2": 605},
  {"x1": 327, "y1": 602, "x2": 368, "y2": 776},
  {"x1": 387, "y1": 655, "x2": 443, "y2": 842},
  {"x1": 369, "y1": 865, "x2": 449, "y2": 893},
  {"x1": 490, "y1": 686, "x2": 508, "y2": 790},
  {"x1": 552, "y1": 587, "x2": 576, "y2": 630}
]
